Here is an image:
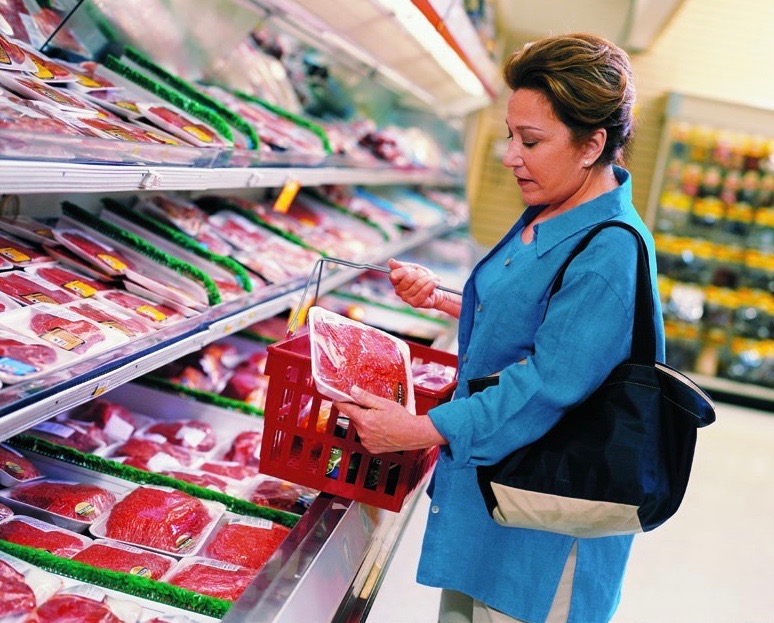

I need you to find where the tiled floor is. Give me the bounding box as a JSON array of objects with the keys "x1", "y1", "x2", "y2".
[{"x1": 366, "y1": 401, "x2": 774, "y2": 623}]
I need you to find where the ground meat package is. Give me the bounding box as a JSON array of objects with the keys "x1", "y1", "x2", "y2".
[
  {"x1": 308, "y1": 306, "x2": 415, "y2": 410},
  {"x1": 0, "y1": 327, "x2": 78, "y2": 385},
  {"x1": 203, "y1": 514, "x2": 291, "y2": 571},
  {"x1": 72, "y1": 538, "x2": 176, "y2": 580},
  {"x1": 0, "y1": 550, "x2": 62, "y2": 623},
  {"x1": 36, "y1": 585, "x2": 142, "y2": 623},
  {"x1": 90, "y1": 485, "x2": 224, "y2": 557},
  {"x1": 0, "y1": 443, "x2": 41, "y2": 486},
  {"x1": 164, "y1": 556, "x2": 258, "y2": 602},
  {"x1": 0, "y1": 515, "x2": 92, "y2": 557},
  {"x1": 0, "y1": 479, "x2": 116, "y2": 531}
]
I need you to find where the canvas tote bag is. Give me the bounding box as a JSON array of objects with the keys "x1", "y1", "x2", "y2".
[{"x1": 475, "y1": 222, "x2": 716, "y2": 538}]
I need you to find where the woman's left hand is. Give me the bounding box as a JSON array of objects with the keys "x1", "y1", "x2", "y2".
[{"x1": 334, "y1": 386, "x2": 447, "y2": 454}]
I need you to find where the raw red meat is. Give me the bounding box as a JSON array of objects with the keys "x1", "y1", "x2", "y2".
[
  {"x1": 34, "y1": 265, "x2": 109, "y2": 298},
  {"x1": 0, "y1": 517, "x2": 87, "y2": 557},
  {"x1": 0, "y1": 559, "x2": 36, "y2": 620},
  {"x1": 0, "y1": 234, "x2": 50, "y2": 265},
  {"x1": 104, "y1": 486, "x2": 212, "y2": 554},
  {"x1": 166, "y1": 561, "x2": 258, "y2": 601},
  {"x1": 69, "y1": 400, "x2": 136, "y2": 440},
  {"x1": 0, "y1": 502, "x2": 12, "y2": 520},
  {"x1": 59, "y1": 231, "x2": 132, "y2": 275},
  {"x1": 27, "y1": 420, "x2": 109, "y2": 453},
  {"x1": 0, "y1": 272, "x2": 75, "y2": 305},
  {"x1": 32, "y1": 7, "x2": 91, "y2": 56},
  {"x1": 37, "y1": 593, "x2": 122, "y2": 623},
  {"x1": 112, "y1": 437, "x2": 195, "y2": 469},
  {"x1": 0, "y1": 31, "x2": 28, "y2": 66},
  {"x1": 223, "y1": 431, "x2": 263, "y2": 467},
  {"x1": 200, "y1": 460, "x2": 260, "y2": 481},
  {"x1": 146, "y1": 105, "x2": 223, "y2": 145},
  {"x1": 0, "y1": 444, "x2": 41, "y2": 481},
  {"x1": 0, "y1": 337, "x2": 58, "y2": 369},
  {"x1": 144, "y1": 420, "x2": 216, "y2": 452},
  {"x1": 101, "y1": 291, "x2": 182, "y2": 325},
  {"x1": 205, "y1": 520, "x2": 290, "y2": 570},
  {"x1": 72, "y1": 541, "x2": 173, "y2": 579},
  {"x1": 161, "y1": 470, "x2": 230, "y2": 492},
  {"x1": 250, "y1": 480, "x2": 317, "y2": 514},
  {"x1": 143, "y1": 196, "x2": 208, "y2": 237},
  {"x1": 9, "y1": 480, "x2": 115, "y2": 521},
  {"x1": 311, "y1": 310, "x2": 410, "y2": 405},
  {"x1": 29, "y1": 310, "x2": 105, "y2": 355},
  {"x1": 221, "y1": 370, "x2": 268, "y2": 408},
  {"x1": 70, "y1": 300, "x2": 152, "y2": 338}
]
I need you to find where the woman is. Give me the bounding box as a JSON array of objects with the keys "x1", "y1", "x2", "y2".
[{"x1": 334, "y1": 33, "x2": 665, "y2": 623}]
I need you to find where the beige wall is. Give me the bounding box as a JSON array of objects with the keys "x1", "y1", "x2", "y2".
[{"x1": 468, "y1": 0, "x2": 774, "y2": 246}]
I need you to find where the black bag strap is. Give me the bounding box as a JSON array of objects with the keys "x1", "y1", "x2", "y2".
[{"x1": 546, "y1": 221, "x2": 656, "y2": 365}]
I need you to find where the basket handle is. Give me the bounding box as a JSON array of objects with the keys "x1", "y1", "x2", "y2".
[{"x1": 286, "y1": 257, "x2": 462, "y2": 336}]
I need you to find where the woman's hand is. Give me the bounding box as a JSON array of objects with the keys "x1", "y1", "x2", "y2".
[
  {"x1": 387, "y1": 258, "x2": 445, "y2": 310},
  {"x1": 334, "y1": 386, "x2": 447, "y2": 454}
]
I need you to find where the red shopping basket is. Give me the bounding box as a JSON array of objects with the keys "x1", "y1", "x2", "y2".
[{"x1": 259, "y1": 330, "x2": 457, "y2": 512}]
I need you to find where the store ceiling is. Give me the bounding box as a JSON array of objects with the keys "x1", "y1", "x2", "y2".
[{"x1": 494, "y1": 0, "x2": 687, "y2": 52}]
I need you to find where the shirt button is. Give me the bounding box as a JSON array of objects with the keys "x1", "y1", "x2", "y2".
[
  {"x1": 462, "y1": 354, "x2": 468, "y2": 362},
  {"x1": 504, "y1": 258, "x2": 511, "y2": 266},
  {"x1": 477, "y1": 303, "x2": 483, "y2": 312},
  {"x1": 431, "y1": 505, "x2": 440, "y2": 514}
]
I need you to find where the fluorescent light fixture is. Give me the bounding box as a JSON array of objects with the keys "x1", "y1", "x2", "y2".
[{"x1": 373, "y1": 0, "x2": 486, "y2": 98}]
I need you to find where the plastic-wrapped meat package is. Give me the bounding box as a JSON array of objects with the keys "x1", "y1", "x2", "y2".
[
  {"x1": 102, "y1": 486, "x2": 216, "y2": 554},
  {"x1": 32, "y1": 6, "x2": 91, "y2": 56},
  {"x1": 138, "y1": 103, "x2": 230, "y2": 148},
  {"x1": 0, "y1": 271, "x2": 76, "y2": 305},
  {"x1": 0, "y1": 90, "x2": 84, "y2": 136},
  {"x1": 412, "y1": 361, "x2": 458, "y2": 392},
  {"x1": 199, "y1": 460, "x2": 260, "y2": 481},
  {"x1": 244, "y1": 314, "x2": 290, "y2": 341},
  {"x1": 160, "y1": 469, "x2": 232, "y2": 493},
  {"x1": 0, "y1": 516, "x2": 89, "y2": 557},
  {"x1": 155, "y1": 342, "x2": 239, "y2": 393},
  {"x1": 72, "y1": 539, "x2": 174, "y2": 580},
  {"x1": 165, "y1": 557, "x2": 258, "y2": 601},
  {"x1": 68, "y1": 400, "x2": 137, "y2": 442},
  {"x1": 7, "y1": 479, "x2": 116, "y2": 522},
  {"x1": 109, "y1": 437, "x2": 196, "y2": 471},
  {"x1": 0, "y1": 557, "x2": 36, "y2": 622},
  {"x1": 137, "y1": 195, "x2": 209, "y2": 237},
  {"x1": 52, "y1": 229, "x2": 133, "y2": 277},
  {"x1": 191, "y1": 225, "x2": 233, "y2": 257},
  {"x1": 308, "y1": 307, "x2": 414, "y2": 409},
  {"x1": 0, "y1": 215, "x2": 56, "y2": 245},
  {"x1": 143, "y1": 420, "x2": 217, "y2": 453},
  {"x1": 29, "y1": 264, "x2": 111, "y2": 299},
  {"x1": 204, "y1": 517, "x2": 290, "y2": 570},
  {"x1": 25, "y1": 419, "x2": 110, "y2": 453},
  {"x1": 205, "y1": 209, "x2": 321, "y2": 283},
  {"x1": 0, "y1": 291, "x2": 20, "y2": 311},
  {"x1": 250, "y1": 478, "x2": 317, "y2": 514},
  {"x1": 0, "y1": 1, "x2": 34, "y2": 44},
  {"x1": 97, "y1": 290, "x2": 185, "y2": 328},
  {"x1": 0, "y1": 501, "x2": 12, "y2": 520},
  {"x1": 0, "y1": 31, "x2": 35, "y2": 71},
  {"x1": 222, "y1": 353, "x2": 270, "y2": 408},
  {"x1": 15, "y1": 42, "x2": 76, "y2": 83},
  {"x1": 0, "y1": 234, "x2": 52, "y2": 266},
  {"x1": 36, "y1": 592, "x2": 124, "y2": 623},
  {"x1": 0, "y1": 443, "x2": 41, "y2": 484},
  {"x1": 0, "y1": 328, "x2": 74, "y2": 384},
  {"x1": 0, "y1": 72, "x2": 99, "y2": 114},
  {"x1": 68, "y1": 299, "x2": 154, "y2": 339},
  {"x1": 222, "y1": 430, "x2": 263, "y2": 467}
]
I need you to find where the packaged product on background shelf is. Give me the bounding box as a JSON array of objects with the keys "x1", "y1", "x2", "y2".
[
  {"x1": 52, "y1": 229, "x2": 134, "y2": 279},
  {"x1": 137, "y1": 103, "x2": 229, "y2": 149},
  {"x1": 158, "y1": 468, "x2": 239, "y2": 495},
  {"x1": 24, "y1": 418, "x2": 110, "y2": 454},
  {"x1": 0, "y1": 30, "x2": 36, "y2": 72},
  {"x1": 0, "y1": 214, "x2": 56, "y2": 246},
  {"x1": 67, "y1": 400, "x2": 140, "y2": 443},
  {"x1": 106, "y1": 437, "x2": 198, "y2": 471},
  {"x1": 141, "y1": 419, "x2": 217, "y2": 453},
  {"x1": 0, "y1": 233, "x2": 53, "y2": 266},
  {"x1": 0, "y1": 515, "x2": 92, "y2": 557},
  {"x1": 0, "y1": 442, "x2": 41, "y2": 485},
  {"x1": 0, "y1": 270, "x2": 77, "y2": 305},
  {"x1": 97, "y1": 290, "x2": 189, "y2": 329}
]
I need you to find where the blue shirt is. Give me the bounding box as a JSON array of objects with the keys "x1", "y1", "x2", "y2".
[{"x1": 418, "y1": 168, "x2": 665, "y2": 623}]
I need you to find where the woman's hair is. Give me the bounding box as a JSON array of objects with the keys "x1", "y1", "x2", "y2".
[{"x1": 503, "y1": 33, "x2": 636, "y2": 166}]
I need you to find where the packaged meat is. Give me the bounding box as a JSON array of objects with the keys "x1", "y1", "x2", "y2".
[
  {"x1": 108, "y1": 437, "x2": 196, "y2": 471},
  {"x1": 0, "y1": 327, "x2": 74, "y2": 385},
  {"x1": 25, "y1": 418, "x2": 109, "y2": 453},
  {"x1": 3, "y1": 479, "x2": 115, "y2": 527},
  {"x1": 72, "y1": 539, "x2": 175, "y2": 580},
  {"x1": 16, "y1": 42, "x2": 76, "y2": 83},
  {"x1": 81, "y1": 88, "x2": 146, "y2": 120},
  {"x1": 204, "y1": 516, "x2": 290, "y2": 570},
  {"x1": 221, "y1": 349, "x2": 269, "y2": 406},
  {"x1": 222, "y1": 430, "x2": 263, "y2": 467},
  {"x1": 67, "y1": 299, "x2": 154, "y2": 340},
  {"x1": 22, "y1": 304, "x2": 109, "y2": 354},
  {"x1": 67, "y1": 400, "x2": 137, "y2": 442},
  {"x1": 199, "y1": 460, "x2": 260, "y2": 481},
  {"x1": 249, "y1": 477, "x2": 317, "y2": 514},
  {"x1": 308, "y1": 306, "x2": 414, "y2": 409},
  {"x1": 97, "y1": 290, "x2": 185, "y2": 328},
  {"x1": 137, "y1": 195, "x2": 209, "y2": 237},
  {"x1": 45, "y1": 245, "x2": 121, "y2": 282},
  {"x1": 0, "y1": 443, "x2": 41, "y2": 486},
  {"x1": 28, "y1": 264, "x2": 111, "y2": 299},
  {"x1": 52, "y1": 229, "x2": 133, "y2": 277},
  {"x1": 31, "y1": 7, "x2": 91, "y2": 56},
  {"x1": 0, "y1": 502, "x2": 12, "y2": 520},
  {"x1": 36, "y1": 592, "x2": 124, "y2": 623},
  {"x1": 142, "y1": 420, "x2": 217, "y2": 453},
  {"x1": 0, "y1": 234, "x2": 52, "y2": 266},
  {"x1": 0, "y1": 216, "x2": 60, "y2": 246},
  {"x1": 0, "y1": 72, "x2": 99, "y2": 113},
  {"x1": 0, "y1": 557, "x2": 36, "y2": 622},
  {"x1": 0, "y1": 291, "x2": 21, "y2": 312},
  {"x1": 97, "y1": 485, "x2": 223, "y2": 556},
  {"x1": 164, "y1": 557, "x2": 258, "y2": 601},
  {"x1": 412, "y1": 360, "x2": 458, "y2": 392},
  {"x1": 0, "y1": 515, "x2": 91, "y2": 557},
  {"x1": 137, "y1": 103, "x2": 229, "y2": 148},
  {"x1": 0, "y1": 271, "x2": 76, "y2": 305},
  {"x1": 160, "y1": 469, "x2": 234, "y2": 494},
  {"x1": 0, "y1": 31, "x2": 36, "y2": 72},
  {"x1": 155, "y1": 342, "x2": 239, "y2": 394}
]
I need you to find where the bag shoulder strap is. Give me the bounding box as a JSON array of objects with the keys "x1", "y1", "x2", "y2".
[{"x1": 547, "y1": 221, "x2": 656, "y2": 364}]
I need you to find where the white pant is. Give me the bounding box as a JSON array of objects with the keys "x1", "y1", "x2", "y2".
[{"x1": 438, "y1": 543, "x2": 577, "y2": 623}]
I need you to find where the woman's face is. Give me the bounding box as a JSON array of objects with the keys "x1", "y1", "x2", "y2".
[{"x1": 502, "y1": 88, "x2": 588, "y2": 209}]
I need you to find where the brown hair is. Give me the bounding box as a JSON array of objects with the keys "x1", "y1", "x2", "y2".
[{"x1": 503, "y1": 33, "x2": 636, "y2": 166}]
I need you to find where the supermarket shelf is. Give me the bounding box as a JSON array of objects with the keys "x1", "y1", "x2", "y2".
[
  {"x1": 693, "y1": 372, "x2": 774, "y2": 411},
  {"x1": 0, "y1": 159, "x2": 463, "y2": 194}
]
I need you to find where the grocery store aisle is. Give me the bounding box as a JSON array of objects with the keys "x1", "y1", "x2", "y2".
[{"x1": 366, "y1": 401, "x2": 774, "y2": 623}]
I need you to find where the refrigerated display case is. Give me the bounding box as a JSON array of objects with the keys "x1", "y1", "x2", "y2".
[
  {"x1": 646, "y1": 92, "x2": 774, "y2": 409},
  {"x1": 0, "y1": 1, "x2": 492, "y2": 620}
]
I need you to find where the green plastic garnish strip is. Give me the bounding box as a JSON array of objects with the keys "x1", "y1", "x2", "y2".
[
  {"x1": 100, "y1": 198, "x2": 253, "y2": 293},
  {"x1": 103, "y1": 54, "x2": 234, "y2": 145},
  {"x1": 231, "y1": 88, "x2": 333, "y2": 155},
  {"x1": 137, "y1": 376, "x2": 265, "y2": 418},
  {"x1": 0, "y1": 540, "x2": 232, "y2": 618},
  {"x1": 8, "y1": 435, "x2": 299, "y2": 528},
  {"x1": 123, "y1": 46, "x2": 260, "y2": 151},
  {"x1": 61, "y1": 201, "x2": 222, "y2": 306}
]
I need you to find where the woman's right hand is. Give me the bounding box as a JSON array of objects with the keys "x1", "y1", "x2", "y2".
[{"x1": 387, "y1": 258, "x2": 445, "y2": 310}]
